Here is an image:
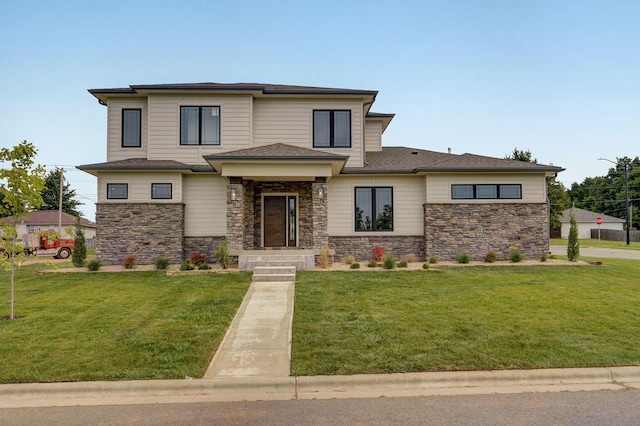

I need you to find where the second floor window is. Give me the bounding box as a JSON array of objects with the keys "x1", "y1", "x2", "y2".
[
  {"x1": 313, "y1": 110, "x2": 351, "y2": 148},
  {"x1": 122, "y1": 109, "x2": 141, "y2": 147},
  {"x1": 180, "y1": 106, "x2": 220, "y2": 145}
]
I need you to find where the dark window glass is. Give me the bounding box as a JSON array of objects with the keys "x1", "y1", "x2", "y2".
[
  {"x1": 476, "y1": 185, "x2": 497, "y2": 199},
  {"x1": 151, "y1": 183, "x2": 172, "y2": 199},
  {"x1": 107, "y1": 183, "x2": 128, "y2": 199},
  {"x1": 451, "y1": 184, "x2": 522, "y2": 200},
  {"x1": 452, "y1": 185, "x2": 474, "y2": 199},
  {"x1": 180, "y1": 106, "x2": 220, "y2": 145},
  {"x1": 500, "y1": 184, "x2": 522, "y2": 199},
  {"x1": 355, "y1": 187, "x2": 393, "y2": 231},
  {"x1": 122, "y1": 109, "x2": 141, "y2": 147},
  {"x1": 313, "y1": 110, "x2": 351, "y2": 148}
]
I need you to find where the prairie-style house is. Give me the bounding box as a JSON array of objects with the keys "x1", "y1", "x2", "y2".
[{"x1": 79, "y1": 83, "x2": 563, "y2": 266}]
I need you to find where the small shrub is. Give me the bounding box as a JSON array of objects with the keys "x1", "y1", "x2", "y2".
[
  {"x1": 189, "y1": 251, "x2": 207, "y2": 266},
  {"x1": 197, "y1": 262, "x2": 211, "y2": 270},
  {"x1": 367, "y1": 260, "x2": 378, "y2": 268},
  {"x1": 350, "y1": 262, "x2": 361, "y2": 269},
  {"x1": 123, "y1": 255, "x2": 136, "y2": 269},
  {"x1": 318, "y1": 247, "x2": 331, "y2": 269},
  {"x1": 405, "y1": 253, "x2": 417, "y2": 263},
  {"x1": 154, "y1": 257, "x2": 170, "y2": 270},
  {"x1": 86, "y1": 258, "x2": 102, "y2": 271},
  {"x1": 71, "y1": 222, "x2": 87, "y2": 267},
  {"x1": 484, "y1": 251, "x2": 497, "y2": 263},
  {"x1": 422, "y1": 263, "x2": 429, "y2": 270},
  {"x1": 214, "y1": 241, "x2": 230, "y2": 269},
  {"x1": 540, "y1": 253, "x2": 548, "y2": 262},
  {"x1": 567, "y1": 213, "x2": 580, "y2": 261},
  {"x1": 428, "y1": 255, "x2": 439, "y2": 264},
  {"x1": 383, "y1": 254, "x2": 396, "y2": 269},
  {"x1": 372, "y1": 246, "x2": 384, "y2": 262},
  {"x1": 508, "y1": 250, "x2": 523, "y2": 263},
  {"x1": 398, "y1": 259, "x2": 408, "y2": 268},
  {"x1": 456, "y1": 253, "x2": 470, "y2": 264},
  {"x1": 342, "y1": 255, "x2": 355, "y2": 265},
  {"x1": 179, "y1": 261, "x2": 195, "y2": 271}
]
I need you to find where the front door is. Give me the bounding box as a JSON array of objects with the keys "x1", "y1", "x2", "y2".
[{"x1": 263, "y1": 195, "x2": 297, "y2": 247}]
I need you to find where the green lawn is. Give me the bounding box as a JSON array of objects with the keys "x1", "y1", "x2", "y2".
[
  {"x1": 0, "y1": 263, "x2": 251, "y2": 383},
  {"x1": 292, "y1": 259, "x2": 640, "y2": 375},
  {"x1": 550, "y1": 238, "x2": 640, "y2": 250}
]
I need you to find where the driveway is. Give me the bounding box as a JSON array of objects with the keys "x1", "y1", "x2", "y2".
[{"x1": 550, "y1": 245, "x2": 640, "y2": 260}]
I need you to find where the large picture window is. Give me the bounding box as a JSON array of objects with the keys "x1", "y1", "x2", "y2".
[
  {"x1": 122, "y1": 109, "x2": 141, "y2": 147},
  {"x1": 451, "y1": 184, "x2": 522, "y2": 200},
  {"x1": 107, "y1": 183, "x2": 128, "y2": 199},
  {"x1": 180, "y1": 106, "x2": 220, "y2": 145},
  {"x1": 355, "y1": 187, "x2": 393, "y2": 231},
  {"x1": 313, "y1": 110, "x2": 351, "y2": 148}
]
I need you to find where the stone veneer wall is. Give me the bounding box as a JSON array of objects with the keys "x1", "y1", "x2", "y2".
[
  {"x1": 312, "y1": 180, "x2": 328, "y2": 249},
  {"x1": 329, "y1": 236, "x2": 425, "y2": 261},
  {"x1": 424, "y1": 203, "x2": 549, "y2": 261},
  {"x1": 96, "y1": 203, "x2": 184, "y2": 265},
  {"x1": 183, "y1": 236, "x2": 227, "y2": 264}
]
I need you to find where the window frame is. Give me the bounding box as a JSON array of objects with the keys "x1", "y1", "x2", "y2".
[
  {"x1": 180, "y1": 106, "x2": 221, "y2": 146},
  {"x1": 451, "y1": 184, "x2": 522, "y2": 200},
  {"x1": 106, "y1": 183, "x2": 128, "y2": 200},
  {"x1": 354, "y1": 186, "x2": 394, "y2": 232},
  {"x1": 313, "y1": 110, "x2": 352, "y2": 148},
  {"x1": 151, "y1": 183, "x2": 172, "y2": 200},
  {"x1": 121, "y1": 109, "x2": 142, "y2": 148}
]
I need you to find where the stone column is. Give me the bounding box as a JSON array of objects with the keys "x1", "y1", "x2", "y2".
[
  {"x1": 226, "y1": 178, "x2": 245, "y2": 252},
  {"x1": 312, "y1": 179, "x2": 328, "y2": 250}
]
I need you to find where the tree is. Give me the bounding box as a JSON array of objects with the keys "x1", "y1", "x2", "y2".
[
  {"x1": 39, "y1": 167, "x2": 82, "y2": 216},
  {"x1": 567, "y1": 213, "x2": 579, "y2": 261},
  {"x1": 71, "y1": 219, "x2": 87, "y2": 267},
  {"x1": 505, "y1": 148, "x2": 537, "y2": 163},
  {"x1": 0, "y1": 141, "x2": 46, "y2": 320}
]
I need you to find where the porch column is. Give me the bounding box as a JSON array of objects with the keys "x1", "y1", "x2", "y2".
[
  {"x1": 312, "y1": 178, "x2": 328, "y2": 249},
  {"x1": 226, "y1": 178, "x2": 245, "y2": 252}
]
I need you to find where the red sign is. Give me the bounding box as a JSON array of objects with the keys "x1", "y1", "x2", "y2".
[{"x1": 596, "y1": 217, "x2": 603, "y2": 225}]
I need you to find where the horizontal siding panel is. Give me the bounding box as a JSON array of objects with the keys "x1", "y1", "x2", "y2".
[
  {"x1": 426, "y1": 174, "x2": 547, "y2": 203},
  {"x1": 183, "y1": 175, "x2": 227, "y2": 236},
  {"x1": 97, "y1": 172, "x2": 182, "y2": 203},
  {"x1": 106, "y1": 99, "x2": 148, "y2": 162}
]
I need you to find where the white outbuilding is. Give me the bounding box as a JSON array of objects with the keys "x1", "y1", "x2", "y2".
[{"x1": 560, "y1": 207, "x2": 625, "y2": 239}]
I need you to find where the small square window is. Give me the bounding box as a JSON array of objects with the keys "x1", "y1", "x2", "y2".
[
  {"x1": 107, "y1": 183, "x2": 128, "y2": 199},
  {"x1": 151, "y1": 183, "x2": 172, "y2": 199}
]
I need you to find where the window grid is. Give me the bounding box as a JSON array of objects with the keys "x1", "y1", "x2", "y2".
[
  {"x1": 180, "y1": 106, "x2": 220, "y2": 145},
  {"x1": 355, "y1": 187, "x2": 393, "y2": 232},
  {"x1": 313, "y1": 110, "x2": 351, "y2": 148},
  {"x1": 451, "y1": 184, "x2": 522, "y2": 200}
]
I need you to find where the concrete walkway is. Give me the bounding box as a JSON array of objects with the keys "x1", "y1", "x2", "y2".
[{"x1": 203, "y1": 281, "x2": 295, "y2": 378}]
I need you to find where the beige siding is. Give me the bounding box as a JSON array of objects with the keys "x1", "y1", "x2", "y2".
[
  {"x1": 425, "y1": 173, "x2": 548, "y2": 203},
  {"x1": 97, "y1": 172, "x2": 182, "y2": 203},
  {"x1": 221, "y1": 162, "x2": 333, "y2": 179},
  {"x1": 364, "y1": 120, "x2": 382, "y2": 152},
  {"x1": 327, "y1": 176, "x2": 425, "y2": 236},
  {"x1": 253, "y1": 99, "x2": 364, "y2": 167},
  {"x1": 183, "y1": 175, "x2": 227, "y2": 236},
  {"x1": 146, "y1": 94, "x2": 252, "y2": 164},
  {"x1": 106, "y1": 99, "x2": 148, "y2": 162}
]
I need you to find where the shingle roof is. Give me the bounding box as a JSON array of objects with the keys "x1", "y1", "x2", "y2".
[
  {"x1": 560, "y1": 207, "x2": 625, "y2": 223},
  {"x1": 203, "y1": 143, "x2": 349, "y2": 162},
  {"x1": 77, "y1": 158, "x2": 214, "y2": 173},
  {"x1": 2, "y1": 210, "x2": 96, "y2": 227},
  {"x1": 342, "y1": 147, "x2": 564, "y2": 174}
]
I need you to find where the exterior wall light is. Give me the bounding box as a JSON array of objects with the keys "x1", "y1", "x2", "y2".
[
  {"x1": 231, "y1": 187, "x2": 237, "y2": 201},
  {"x1": 318, "y1": 185, "x2": 324, "y2": 200}
]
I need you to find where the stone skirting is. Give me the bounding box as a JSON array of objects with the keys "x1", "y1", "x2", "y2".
[
  {"x1": 329, "y1": 235, "x2": 425, "y2": 261},
  {"x1": 424, "y1": 203, "x2": 549, "y2": 261},
  {"x1": 183, "y1": 236, "x2": 227, "y2": 264},
  {"x1": 95, "y1": 203, "x2": 184, "y2": 265}
]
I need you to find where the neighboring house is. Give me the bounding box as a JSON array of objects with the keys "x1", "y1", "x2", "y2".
[
  {"x1": 560, "y1": 207, "x2": 624, "y2": 239},
  {"x1": 2, "y1": 210, "x2": 97, "y2": 240},
  {"x1": 79, "y1": 82, "x2": 564, "y2": 265}
]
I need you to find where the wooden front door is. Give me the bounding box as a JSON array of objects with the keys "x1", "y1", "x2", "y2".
[{"x1": 263, "y1": 195, "x2": 297, "y2": 247}]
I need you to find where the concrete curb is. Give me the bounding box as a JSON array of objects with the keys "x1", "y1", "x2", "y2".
[{"x1": 1, "y1": 367, "x2": 639, "y2": 407}]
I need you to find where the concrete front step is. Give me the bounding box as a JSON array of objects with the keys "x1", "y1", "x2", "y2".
[
  {"x1": 240, "y1": 254, "x2": 315, "y2": 271},
  {"x1": 253, "y1": 274, "x2": 297, "y2": 282},
  {"x1": 252, "y1": 265, "x2": 296, "y2": 283}
]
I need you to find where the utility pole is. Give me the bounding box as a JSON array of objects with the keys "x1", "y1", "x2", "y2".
[
  {"x1": 58, "y1": 168, "x2": 63, "y2": 235},
  {"x1": 598, "y1": 157, "x2": 631, "y2": 245}
]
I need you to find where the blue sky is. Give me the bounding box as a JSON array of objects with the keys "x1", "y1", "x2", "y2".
[{"x1": 1, "y1": 0, "x2": 639, "y2": 220}]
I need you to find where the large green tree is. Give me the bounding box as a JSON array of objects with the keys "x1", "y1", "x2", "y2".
[
  {"x1": 39, "y1": 167, "x2": 82, "y2": 216},
  {"x1": 506, "y1": 147, "x2": 570, "y2": 229},
  {"x1": 0, "y1": 141, "x2": 46, "y2": 320}
]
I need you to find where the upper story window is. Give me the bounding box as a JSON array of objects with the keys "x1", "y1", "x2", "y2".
[
  {"x1": 151, "y1": 183, "x2": 172, "y2": 199},
  {"x1": 180, "y1": 106, "x2": 220, "y2": 145},
  {"x1": 122, "y1": 109, "x2": 141, "y2": 148},
  {"x1": 107, "y1": 183, "x2": 128, "y2": 199},
  {"x1": 355, "y1": 187, "x2": 393, "y2": 231},
  {"x1": 313, "y1": 110, "x2": 351, "y2": 148},
  {"x1": 451, "y1": 184, "x2": 522, "y2": 200}
]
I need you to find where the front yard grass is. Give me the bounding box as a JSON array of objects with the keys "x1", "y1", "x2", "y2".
[
  {"x1": 0, "y1": 263, "x2": 251, "y2": 383},
  {"x1": 292, "y1": 259, "x2": 640, "y2": 375}
]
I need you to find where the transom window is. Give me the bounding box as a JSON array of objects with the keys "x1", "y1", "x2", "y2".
[
  {"x1": 313, "y1": 110, "x2": 351, "y2": 148},
  {"x1": 451, "y1": 184, "x2": 522, "y2": 199},
  {"x1": 355, "y1": 187, "x2": 393, "y2": 231},
  {"x1": 107, "y1": 183, "x2": 128, "y2": 199},
  {"x1": 180, "y1": 106, "x2": 220, "y2": 145},
  {"x1": 151, "y1": 183, "x2": 172, "y2": 199},
  {"x1": 122, "y1": 109, "x2": 141, "y2": 147}
]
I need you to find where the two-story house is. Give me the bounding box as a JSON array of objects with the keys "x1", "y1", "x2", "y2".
[{"x1": 79, "y1": 83, "x2": 563, "y2": 266}]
